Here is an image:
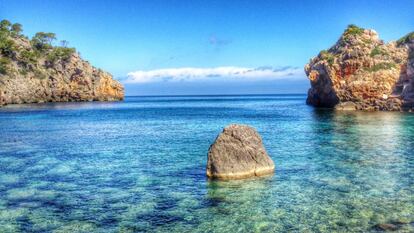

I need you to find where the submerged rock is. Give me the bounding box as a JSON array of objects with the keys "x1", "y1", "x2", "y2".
[
  {"x1": 305, "y1": 25, "x2": 414, "y2": 111},
  {"x1": 206, "y1": 124, "x2": 275, "y2": 180},
  {"x1": 373, "y1": 221, "x2": 414, "y2": 232},
  {"x1": 335, "y1": 101, "x2": 357, "y2": 111},
  {"x1": 373, "y1": 223, "x2": 398, "y2": 231}
]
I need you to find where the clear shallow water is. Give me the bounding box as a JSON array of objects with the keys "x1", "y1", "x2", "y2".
[{"x1": 0, "y1": 95, "x2": 413, "y2": 233}]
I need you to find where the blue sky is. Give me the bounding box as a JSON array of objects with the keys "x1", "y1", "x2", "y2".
[{"x1": 1, "y1": 0, "x2": 413, "y2": 95}]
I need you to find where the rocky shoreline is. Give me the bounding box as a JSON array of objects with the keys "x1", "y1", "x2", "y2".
[
  {"x1": 305, "y1": 25, "x2": 414, "y2": 111},
  {"x1": 0, "y1": 20, "x2": 124, "y2": 107}
]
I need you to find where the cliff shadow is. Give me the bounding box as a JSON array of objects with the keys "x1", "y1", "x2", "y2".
[
  {"x1": 307, "y1": 72, "x2": 340, "y2": 108},
  {"x1": 392, "y1": 42, "x2": 414, "y2": 110}
]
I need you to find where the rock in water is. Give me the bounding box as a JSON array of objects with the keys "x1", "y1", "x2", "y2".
[{"x1": 206, "y1": 124, "x2": 275, "y2": 180}]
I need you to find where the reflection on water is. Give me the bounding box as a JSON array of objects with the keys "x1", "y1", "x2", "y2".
[{"x1": 0, "y1": 95, "x2": 413, "y2": 232}]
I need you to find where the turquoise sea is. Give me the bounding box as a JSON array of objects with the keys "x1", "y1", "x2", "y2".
[{"x1": 0, "y1": 95, "x2": 413, "y2": 232}]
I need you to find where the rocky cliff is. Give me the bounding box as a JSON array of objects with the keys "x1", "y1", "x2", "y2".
[
  {"x1": 305, "y1": 25, "x2": 414, "y2": 111},
  {"x1": 0, "y1": 20, "x2": 124, "y2": 106}
]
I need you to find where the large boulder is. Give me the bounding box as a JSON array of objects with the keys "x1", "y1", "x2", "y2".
[{"x1": 206, "y1": 124, "x2": 275, "y2": 180}]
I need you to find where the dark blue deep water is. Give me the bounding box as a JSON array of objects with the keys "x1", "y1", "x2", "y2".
[{"x1": 0, "y1": 95, "x2": 413, "y2": 232}]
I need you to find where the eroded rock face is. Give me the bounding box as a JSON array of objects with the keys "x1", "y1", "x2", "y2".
[
  {"x1": 206, "y1": 124, "x2": 275, "y2": 180},
  {"x1": 305, "y1": 25, "x2": 414, "y2": 111},
  {"x1": 0, "y1": 29, "x2": 124, "y2": 106}
]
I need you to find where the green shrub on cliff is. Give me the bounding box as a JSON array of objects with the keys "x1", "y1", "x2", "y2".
[
  {"x1": 0, "y1": 38, "x2": 16, "y2": 58},
  {"x1": 46, "y1": 47, "x2": 76, "y2": 65},
  {"x1": 365, "y1": 62, "x2": 396, "y2": 72},
  {"x1": 370, "y1": 46, "x2": 388, "y2": 57},
  {"x1": 345, "y1": 24, "x2": 364, "y2": 36},
  {"x1": 0, "y1": 57, "x2": 11, "y2": 75},
  {"x1": 319, "y1": 50, "x2": 335, "y2": 65},
  {"x1": 20, "y1": 49, "x2": 40, "y2": 69},
  {"x1": 397, "y1": 32, "x2": 414, "y2": 45},
  {"x1": 20, "y1": 50, "x2": 39, "y2": 63}
]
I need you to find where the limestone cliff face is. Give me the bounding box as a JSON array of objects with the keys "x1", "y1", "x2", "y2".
[
  {"x1": 0, "y1": 22, "x2": 124, "y2": 106},
  {"x1": 305, "y1": 25, "x2": 414, "y2": 111}
]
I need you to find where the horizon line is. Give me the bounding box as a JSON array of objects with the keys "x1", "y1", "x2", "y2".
[{"x1": 125, "y1": 93, "x2": 307, "y2": 97}]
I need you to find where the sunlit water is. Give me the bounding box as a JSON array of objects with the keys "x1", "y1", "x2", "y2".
[{"x1": 0, "y1": 95, "x2": 413, "y2": 233}]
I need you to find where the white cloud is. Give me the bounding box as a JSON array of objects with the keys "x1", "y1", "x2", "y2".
[{"x1": 125, "y1": 66, "x2": 303, "y2": 83}]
